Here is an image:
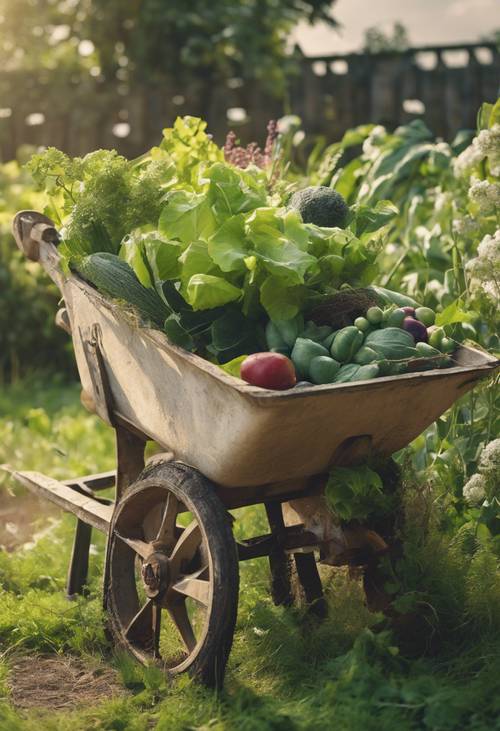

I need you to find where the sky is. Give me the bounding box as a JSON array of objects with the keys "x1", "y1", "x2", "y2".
[{"x1": 294, "y1": 0, "x2": 499, "y2": 55}]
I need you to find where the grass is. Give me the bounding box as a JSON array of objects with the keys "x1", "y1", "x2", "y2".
[{"x1": 1, "y1": 376, "x2": 500, "y2": 730}]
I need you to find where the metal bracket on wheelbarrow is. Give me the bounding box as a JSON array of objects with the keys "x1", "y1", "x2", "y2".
[{"x1": 81, "y1": 323, "x2": 115, "y2": 426}]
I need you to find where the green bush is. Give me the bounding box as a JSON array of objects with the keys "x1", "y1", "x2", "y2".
[{"x1": 0, "y1": 159, "x2": 74, "y2": 381}]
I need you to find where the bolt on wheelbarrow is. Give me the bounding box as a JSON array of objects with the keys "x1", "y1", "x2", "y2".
[{"x1": 6, "y1": 210, "x2": 499, "y2": 688}]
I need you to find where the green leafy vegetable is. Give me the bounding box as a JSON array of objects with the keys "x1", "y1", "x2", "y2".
[{"x1": 325, "y1": 465, "x2": 392, "y2": 521}]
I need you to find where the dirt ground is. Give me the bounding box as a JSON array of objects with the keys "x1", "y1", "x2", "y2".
[{"x1": 7, "y1": 654, "x2": 127, "y2": 710}]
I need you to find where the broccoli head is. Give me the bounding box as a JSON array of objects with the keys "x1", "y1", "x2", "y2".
[{"x1": 288, "y1": 186, "x2": 349, "y2": 228}]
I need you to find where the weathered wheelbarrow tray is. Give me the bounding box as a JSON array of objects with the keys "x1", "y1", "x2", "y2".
[
  {"x1": 13, "y1": 214, "x2": 498, "y2": 488},
  {"x1": 8, "y1": 210, "x2": 499, "y2": 688}
]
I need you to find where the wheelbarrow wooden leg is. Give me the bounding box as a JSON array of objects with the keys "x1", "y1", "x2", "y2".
[
  {"x1": 293, "y1": 552, "x2": 328, "y2": 618},
  {"x1": 67, "y1": 519, "x2": 92, "y2": 598},
  {"x1": 115, "y1": 424, "x2": 146, "y2": 500},
  {"x1": 265, "y1": 502, "x2": 293, "y2": 606}
]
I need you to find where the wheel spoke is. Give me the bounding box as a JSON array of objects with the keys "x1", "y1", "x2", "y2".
[
  {"x1": 152, "y1": 602, "x2": 162, "y2": 659},
  {"x1": 155, "y1": 492, "x2": 179, "y2": 546},
  {"x1": 170, "y1": 520, "x2": 202, "y2": 577},
  {"x1": 172, "y1": 567, "x2": 210, "y2": 607},
  {"x1": 125, "y1": 600, "x2": 153, "y2": 646},
  {"x1": 168, "y1": 601, "x2": 196, "y2": 652},
  {"x1": 115, "y1": 531, "x2": 151, "y2": 560}
]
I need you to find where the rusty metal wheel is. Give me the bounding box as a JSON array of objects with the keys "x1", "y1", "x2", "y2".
[{"x1": 106, "y1": 461, "x2": 239, "y2": 688}]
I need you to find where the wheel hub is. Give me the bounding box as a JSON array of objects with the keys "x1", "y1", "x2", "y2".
[{"x1": 141, "y1": 551, "x2": 170, "y2": 599}]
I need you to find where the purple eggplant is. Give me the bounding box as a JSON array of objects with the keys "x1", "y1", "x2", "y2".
[{"x1": 403, "y1": 317, "x2": 428, "y2": 343}]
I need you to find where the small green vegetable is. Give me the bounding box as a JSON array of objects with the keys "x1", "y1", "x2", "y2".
[
  {"x1": 386, "y1": 308, "x2": 406, "y2": 328},
  {"x1": 415, "y1": 342, "x2": 442, "y2": 359},
  {"x1": 354, "y1": 345, "x2": 379, "y2": 365},
  {"x1": 330, "y1": 326, "x2": 364, "y2": 363},
  {"x1": 366, "y1": 306, "x2": 384, "y2": 325},
  {"x1": 354, "y1": 316, "x2": 370, "y2": 332},
  {"x1": 415, "y1": 306, "x2": 436, "y2": 327},
  {"x1": 322, "y1": 331, "x2": 338, "y2": 350},
  {"x1": 334, "y1": 363, "x2": 380, "y2": 383},
  {"x1": 291, "y1": 338, "x2": 329, "y2": 379},
  {"x1": 309, "y1": 356, "x2": 341, "y2": 384},
  {"x1": 428, "y1": 326, "x2": 445, "y2": 349},
  {"x1": 440, "y1": 337, "x2": 456, "y2": 354}
]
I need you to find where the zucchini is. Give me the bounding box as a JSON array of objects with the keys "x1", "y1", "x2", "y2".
[{"x1": 76, "y1": 253, "x2": 171, "y2": 327}]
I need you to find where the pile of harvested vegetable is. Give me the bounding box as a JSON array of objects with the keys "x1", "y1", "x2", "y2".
[{"x1": 29, "y1": 116, "x2": 458, "y2": 390}]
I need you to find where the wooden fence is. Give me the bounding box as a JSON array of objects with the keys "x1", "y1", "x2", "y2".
[{"x1": 0, "y1": 42, "x2": 498, "y2": 161}]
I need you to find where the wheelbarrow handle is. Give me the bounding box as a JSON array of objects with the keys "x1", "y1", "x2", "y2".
[{"x1": 12, "y1": 210, "x2": 63, "y2": 287}]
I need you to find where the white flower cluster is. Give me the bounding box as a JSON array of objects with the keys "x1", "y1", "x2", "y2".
[
  {"x1": 362, "y1": 125, "x2": 387, "y2": 157},
  {"x1": 453, "y1": 142, "x2": 484, "y2": 177},
  {"x1": 453, "y1": 124, "x2": 500, "y2": 178},
  {"x1": 468, "y1": 178, "x2": 500, "y2": 214},
  {"x1": 466, "y1": 229, "x2": 500, "y2": 304},
  {"x1": 479, "y1": 438, "x2": 500, "y2": 485},
  {"x1": 476, "y1": 125, "x2": 500, "y2": 176},
  {"x1": 463, "y1": 473, "x2": 486, "y2": 506},
  {"x1": 463, "y1": 439, "x2": 500, "y2": 506},
  {"x1": 452, "y1": 215, "x2": 479, "y2": 237}
]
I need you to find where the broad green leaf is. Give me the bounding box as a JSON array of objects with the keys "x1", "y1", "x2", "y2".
[
  {"x1": 208, "y1": 214, "x2": 248, "y2": 272},
  {"x1": 206, "y1": 162, "x2": 267, "y2": 221},
  {"x1": 144, "y1": 236, "x2": 183, "y2": 281},
  {"x1": 255, "y1": 238, "x2": 317, "y2": 284},
  {"x1": 282, "y1": 210, "x2": 310, "y2": 251},
  {"x1": 159, "y1": 190, "x2": 216, "y2": 244},
  {"x1": 164, "y1": 313, "x2": 195, "y2": 351},
  {"x1": 477, "y1": 102, "x2": 494, "y2": 132},
  {"x1": 436, "y1": 299, "x2": 477, "y2": 327},
  {"x1": 260, "y1": 276, "x2": 306, "y2": 320},
  {"x1": 349, "y1": 200, "x2": 399, "y2": 238},
  {"x1": 219, "y1": 355, "x2": 247, "y2": 379},
  {"x1": 119, "y1": 234, "x2": 153, "y2": 287},
  {"x1": 179, "y1": 240, "x2": 217, "y2": 282},
  {"x1": 186, "y1": 274, "x2": 242, "y2": 310}
]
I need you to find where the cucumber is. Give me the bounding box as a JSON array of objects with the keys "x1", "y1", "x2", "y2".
[
  {"x1": 369, "y1": 285, "x2": 419, "y2": 308},
  {"x1": 354, "y1": 346, "x2": 379, "y2": 365},
  {"x1": 330, "y1": 326, "x2": 364, "y2": 363},
  {"x1": 76, "y1": 253, "x2": 171, "y2": 327}
]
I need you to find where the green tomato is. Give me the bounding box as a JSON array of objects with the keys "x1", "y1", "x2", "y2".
[
  {"x1": 428, "y1": 326, "x2": 445, "y2": 349},
  {"x1": 366, "y1": 306, "x2": 384, "y2": 325},
  {"x1": 440, "y1": 337, "x2": 456, "y2": 354},
  {"x1": 386, "y1": 308, "x2": 406, "y2": 328},
  {"x1": 415, "y1": 307, "x2": 436, "y2": 327},
  {"x1": 354, "y1": 316, "x2": 370, "y2": 332}
]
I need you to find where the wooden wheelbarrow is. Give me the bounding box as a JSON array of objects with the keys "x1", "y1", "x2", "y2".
[{"x1": 7, "y1": 210, "x2": 499, "y2": 687}]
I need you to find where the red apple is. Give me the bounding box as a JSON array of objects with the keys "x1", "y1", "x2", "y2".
[{"x1": 240, "y1": 352, "x2": 297, "y2": 390}]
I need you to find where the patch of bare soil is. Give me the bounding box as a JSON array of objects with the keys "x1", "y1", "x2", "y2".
[{"x1": 7, "y1": 655, "x2": 127, "y2": 710}]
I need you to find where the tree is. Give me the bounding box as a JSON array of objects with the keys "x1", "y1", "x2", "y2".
[
  {"x1": 0, "y1": 1, "x2": 338, "y2": 97},
  {"x1": 363, "y1": 23, "x2": 410, "y2": 54}
]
